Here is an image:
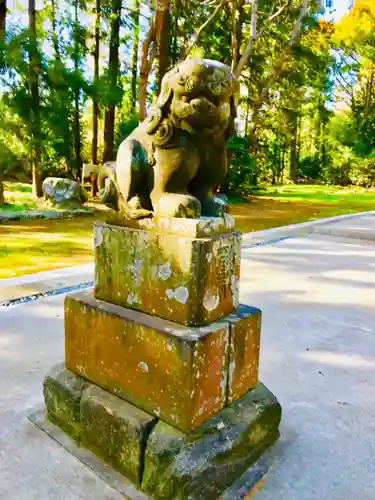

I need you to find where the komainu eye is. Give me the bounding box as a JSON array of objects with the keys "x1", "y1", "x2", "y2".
[
  {"x1": 185, "y1": 76, "x2": 200, "y2": 92},
  {"x1": 177, "y1": 74, "x2": 188, "y2": 86}
]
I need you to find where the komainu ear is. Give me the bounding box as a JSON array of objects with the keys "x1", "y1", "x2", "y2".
[{"x1": 156, "y1": 72, "x2": 174, "y2": 110}]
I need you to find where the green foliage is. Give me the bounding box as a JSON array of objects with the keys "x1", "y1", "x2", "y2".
[
  {"x1": 115, "y1": 114, "x2": 139, "y2": 147},
  {"x1": 1, "y1": 0, "x2": 375, "y2": 198},
  {"x1": 226, "y1": 136, "x2": 256, "y2": 197}
]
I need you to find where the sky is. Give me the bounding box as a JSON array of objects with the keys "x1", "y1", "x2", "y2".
[{"x1": 323, "y1": 0, "x2": 353, "y2": 21}]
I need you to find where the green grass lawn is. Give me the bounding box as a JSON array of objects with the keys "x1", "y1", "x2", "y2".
[
  {"x1": 257, "y1": 184, "x2": 375, "y2": 208},
  {"x1": 1, "y1": 182, "x2": 38, "y2": 212},
  {"x1": 1, "y1": 182, "x2": 374, "y2": 278}
]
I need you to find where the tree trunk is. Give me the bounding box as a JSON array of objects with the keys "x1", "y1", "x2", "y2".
[
  {"x1": 251, "y1": 0, "x2": 309, "y2": 128},
  {"x1": 230, "y1": 0, "x2": 245, "y2": 72},
  {"x1": 130, "y1": 0, "x2": 140, "y2": 115},
  {"x1": 0, "y1": 171, "x2": 4, "y2": 205},
  {"x1": 281, "y1": 141, "x2": 286, "y2": 184},
  {"x1": 0, "y1": 0, "x2": 5, "y2": 203},
  {"x1": 0, "y1": 0, "x2": 5, "y2": 56},
  {"x1": 297, "y1": 114, "x2": 302, "y2": 168},
  {"x1": 155, "y1": 0, "x2": 170, "y2": 91},
  {"x1": 0, "y1": 0, "x2": 5, "y2": 29},
  {"x1": 321, "y1": 121, "x2": 326, "y2": 170},
  {"x1": 244, "y1": 86, "x2": 251, "y2": 137},
  {"x1": 102, "y1": 0, "x2": 121, "y2": 162},
  {"x1": 139, "y1": 23, "x2": 156, "y2": 121},
  {"x1": 138, "y1": 0, "x2": 170, "y2": 120},
  {"x1": 73, "y1": 90, "x2": 82, "y2": 179},
  {"x1": 290, "y1": 113, "x2": 298, "y2": 182},
  {"x1": 29, "y1": 0, "x2": 43, "y2": 197},
  {"x1": 92, "y1": 0, "x2": 101, "y2": 175},
  {"x1": 72, "y1": 0, "x2": 82, "y2": 178},
  {"x1": 51, "y1": 0, "x2": 60, "y2": 59}
]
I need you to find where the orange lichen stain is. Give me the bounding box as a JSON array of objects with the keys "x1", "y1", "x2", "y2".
[{"x1": 244, "y1": 479, "x2": 265, "y2": 498}]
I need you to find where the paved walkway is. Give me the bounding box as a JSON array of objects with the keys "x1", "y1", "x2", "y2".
[
  {"x1": 0, "y1": 264, "x2": 94, "y2": 306},
  {"x1": 0, "y1": 213, "x2": 374, "y2": 499}
]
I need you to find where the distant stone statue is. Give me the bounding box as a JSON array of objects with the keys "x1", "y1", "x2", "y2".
[
  {"x1": 116, "y1": 59, "x2": 237, "y2": 219},
  {"x1": 42, "y1": 177, "x2": 88, "y2": 208}
]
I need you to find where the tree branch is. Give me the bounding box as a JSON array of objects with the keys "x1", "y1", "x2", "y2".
[
  {"x1": 234, "y1": 1, "x2": 288, "y2": 78},
  {"x1": 234, "y1": 0, "x2": 257, "y2": 78},
  {"x1": 251, "y1": 0, "x2": 310, "y2": 128},
  {"x1": 183, "y1": 0, "x2": 226, "y2": 58}
]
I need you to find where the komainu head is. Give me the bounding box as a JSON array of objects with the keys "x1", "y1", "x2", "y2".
[{"x1": 144, "y1": 59, "x2": 238, "y2": 146}]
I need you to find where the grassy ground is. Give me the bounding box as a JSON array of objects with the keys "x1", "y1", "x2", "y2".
[
  {"x1": 1, "y1": 182, "x2": 38, "y2": 212},
  {"x1": 1, "y1": 182, "x2": 374, "y2": 279},
  {"x1": 232, "y1": 184, "x2": 375, "y2": 233}
]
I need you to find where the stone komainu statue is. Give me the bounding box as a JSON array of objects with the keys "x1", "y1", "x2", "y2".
[{"x1": 116, "y1": 59, "x2": 237, "y2": 219}]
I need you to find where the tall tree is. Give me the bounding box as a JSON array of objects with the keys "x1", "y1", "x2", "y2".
[
  {"x1": 0, "y1": 0, "x2": 5, "y2": 46},
  {"x1": 102, "y1": 0, "x2": 121, "y2": 162},
  {"x1": 51, "y1": 0, "x2": 60, "y2": 59},
  {"x1": 139, "y1": 0, "x2": 170, "y2": 120},
  {"x1": 155, "y1": 0, "x2": 170, "y2": 91},
  {"x1": 72, "y1": 0, "x2": 83, "y2": 178},
  {"x1": 0, "y1": 0, "x2": 5, "y2": 204},
  {"x1": 92, "y1": 0, "x2": 101, "y2": 167},
  {"x1": 130, "y1": 0, "x2": 140, "y2": 115},
  {"x1": 29, "y1": 0, "x2": 43, "y2": 197}
]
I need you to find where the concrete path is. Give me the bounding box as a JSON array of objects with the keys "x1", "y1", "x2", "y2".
[
  {"x1": 0, "y1": 264, "x2": 94, "y2": 306},
  {"x1": 0, "y1": 213, "x2": 374, "y2": 499}
]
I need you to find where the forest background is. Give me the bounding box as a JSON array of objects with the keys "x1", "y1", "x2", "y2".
[{"x1": 0, "y1": 0, "x2": 374, "y2": 204}]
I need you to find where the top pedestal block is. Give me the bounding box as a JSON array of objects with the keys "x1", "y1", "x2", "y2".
[
  {"x1": 106, "y1": 213, "x2": 236, "y2": 238},
  {"x1": 94, "y1": 220, "x2": 241, "y2": 326}
]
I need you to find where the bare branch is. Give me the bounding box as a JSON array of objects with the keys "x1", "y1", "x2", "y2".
[
  {"x1": 267, "y1": 2, "x2": 288, "y2": 22},
  {"x1": 184, "y1": 0, "x2": 226, "y2": 58},
  {"x1": 234, "y1": 0, "x2": 257, "y2": 78},
  {"x1": 234, "y1": 1, "x2": 288, "y2": 78},
  {"x1": 251, "y1": 0, "x2": 310, "y2": 127},
  {"x1": 230, "y1": 0, "x2": 238, "y2": 72}
]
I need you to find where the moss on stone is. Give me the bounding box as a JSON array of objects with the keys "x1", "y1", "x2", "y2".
[
  {"x1": 43, "y1": 363, "x2": 88, "y2": 441},
  {"x1": 94, "y1": 222, "x2": 241, "y2": 326},
  {"x1": 141, "y1": 382, "x2": 281, "y2": 500},
  {"x1": 80, "y1": 385, "x2": 157, "y2": 485},
  {"x1": 65, "y1": 292, "x2": 230, "y2": 432}
]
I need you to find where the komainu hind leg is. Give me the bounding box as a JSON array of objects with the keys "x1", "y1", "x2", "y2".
[{"x1": 115, "y1": 139, "x2": 153, "y2": 219}]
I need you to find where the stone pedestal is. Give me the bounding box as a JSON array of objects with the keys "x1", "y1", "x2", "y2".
[
  {"x1": 94, "y1": 221, "x2": 241, "y2": 326},
  {"x1": 41, "y1": 215, "x2": 281, "y2": 498}
]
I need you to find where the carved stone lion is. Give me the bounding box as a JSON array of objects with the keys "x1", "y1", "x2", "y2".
[{"x1": 116, "y1": 58, "x2": 237, "y2": 219}]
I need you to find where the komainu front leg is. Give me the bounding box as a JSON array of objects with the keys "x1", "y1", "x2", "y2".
[
  {"x1": 151, "y1": 192, "x2": 201, "y2": 218},
  {"x1": 150, "y1": 146, "x2": 201, "y2": 218}
]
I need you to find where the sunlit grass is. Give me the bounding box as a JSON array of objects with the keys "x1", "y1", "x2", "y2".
[
  {"x1": 1, "y1": 182, "x2": 374, "y2": 278},
  {"x1": 0, "y1": 217, "x2": 105, "y2": 278},
  {"x1": 229, "y1": 184, "x2": 375, "y2": 233}
]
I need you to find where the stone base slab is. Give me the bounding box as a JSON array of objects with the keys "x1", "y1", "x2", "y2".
[
  {"x1": 43, "y1": 363, "x2": 157, "y2": 485},
  {"x1": 65, "y1": 292, "x2": 261, "y2": 431},
  {"x1": 94, "y1": 222, "x2": 241, "y2": 326},
  {"x1": 42, "y1": 363, "x2": 281, "y2": 499}
]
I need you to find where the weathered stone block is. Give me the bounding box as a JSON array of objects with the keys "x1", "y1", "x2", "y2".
[
  {"x1": 106, "y1": 213, "x2": 236, "y2": 238},
  {"x1": 94, "y1": 222, "x2": 241, "y2": 326},
  {"x1": 80, "y1": 385, "x2": 157, "y2": 485},
  {"x1": 43, "y1": 363, "x2": 88, "y2": 440},
  {"x1": 142, "y1": 383, "x2": 282, "y2": 500},
  {"x1": 65, "y1": 292, "x2": 230, "y2": 432},
  {"x1": 225, "y1": 305, "x2": 262, "y2": 404}
]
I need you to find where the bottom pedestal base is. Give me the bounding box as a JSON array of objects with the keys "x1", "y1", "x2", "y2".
[{"x1": 42, "y1": 363, "x2": 281, "y2": 499}]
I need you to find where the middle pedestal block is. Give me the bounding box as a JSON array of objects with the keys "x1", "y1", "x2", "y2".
[{"x1": 65, "y1": 292, "x2": 261, "y2": 432}]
